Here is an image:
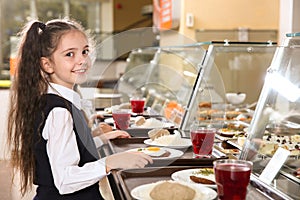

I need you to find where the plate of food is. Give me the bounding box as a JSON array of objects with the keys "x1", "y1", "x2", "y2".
[
  {"x1": 171, "y1": 168, "x2": 216, "y2": 188},
  {"x1": 217, "y1": 128, "x2": 244, "y2": 137},
  {"x1": 131, "y1": 117, "x2": 174, "y2": 129},
  {"x1": 144, "y1": 130, "x2": 192, "y2": 148},
  {"x1": 131, "y1": 180, "x2": 217, "y2": 200},
  {"x1": 127, "y1": 147, "x2": 183, "y2": 159}
]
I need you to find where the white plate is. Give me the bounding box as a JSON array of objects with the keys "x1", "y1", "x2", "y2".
[
  {"x1": 127, "y1": 147, "x2": 183, "y2": 159},
  {"x1": 144, "y1": 138, "x2": 192, "y2": 149},
  {"x1": 131, "y1": 123, "x2": 174, "y2": 129},
  {"x1": 217, "y1": 128, "x2": 244, "y2": 136},
  {"x1": 104, "y1": 117, "x2": 135, "y2": 124},
  {"x1": 171, "y1": 168, "x2": 217, "y2": 188},
  {"x1": 131, "y1": 180, "x2": 217, "y2": 200}
]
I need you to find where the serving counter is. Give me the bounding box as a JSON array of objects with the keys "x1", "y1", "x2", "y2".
[
  {"x1": 83, "y1": 38, "x2": 300, "y2": 199},
  {"x1": 98, "y1": 137, "x2": 293, "y2": 200}
]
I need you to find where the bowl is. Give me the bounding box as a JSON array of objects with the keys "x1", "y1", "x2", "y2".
[{"x1": 226, "y1": 93, "x2": 246, "y2": 105}]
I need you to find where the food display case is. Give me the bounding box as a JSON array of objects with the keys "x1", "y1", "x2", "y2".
[
  {"x1": 180, "y1": 41, "x2": 277, "y2": 135},
  {"x1": 117, "y1": 46, "x2": 206, "y2": 120},
  {"x1": 112, "y1": 41, "x2": 277, "y2": 135},
  {"x1": 239, "y1": 34, "x2": 300, "y2": 200},
  {"x1": 93, "y1": 40, "x2": 300, "y2": 199}
]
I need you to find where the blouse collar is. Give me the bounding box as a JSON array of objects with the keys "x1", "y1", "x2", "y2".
[{"x1": 47, "y1": 83, "x2": 82, "y2": 110}]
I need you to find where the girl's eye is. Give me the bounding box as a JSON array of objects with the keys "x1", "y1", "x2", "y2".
[
  {"x1": 83, "y1": 49, "x2": 89, "y2": 55},
  {"x1": 66, "y1": 52, "x2": 74, "y2": 57}
]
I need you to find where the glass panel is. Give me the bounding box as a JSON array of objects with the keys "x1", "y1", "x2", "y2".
[
  {"x1": 239, "y1": 44, "x2": 300, "y2": 199},
  {"x1": 115, "y1": 46, "x2": 207, "y2": 127},
  {"x1": 181, "y1": 43, "x2": 277, "y2": 133},
  {"x1": 208, "y1": 43, "x2": 277, "y2": 105}
]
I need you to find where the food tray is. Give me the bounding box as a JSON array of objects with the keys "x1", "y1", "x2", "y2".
[
  {"x1": 113, "y1": 166, "x2": 278, "y2": 200},
  {"x1": 103, "y1": 137, "x2": 227, "y2": 167},
  {"x1": 115, "y1": 166, "x2": 204, "y2": 200}
]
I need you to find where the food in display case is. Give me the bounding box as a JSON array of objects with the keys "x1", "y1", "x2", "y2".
[
  {"x1": 164, "y1": 100, "x2": 184, "y2": 125},
  {"x1": 237, "y1": 34, "x2": 300, "y2": 200},
  {"x1": 258, "y1": 134, "x2": 300, "y2": 156}
]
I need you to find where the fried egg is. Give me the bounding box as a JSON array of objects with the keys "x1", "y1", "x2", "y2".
[{"x1": 138, "y1": 147, "x2": 166, "y2": 157}]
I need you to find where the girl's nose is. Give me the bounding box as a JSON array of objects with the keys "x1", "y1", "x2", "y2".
[{"x1": 78, "y1": 55, "x2": 87, "y2": 65}]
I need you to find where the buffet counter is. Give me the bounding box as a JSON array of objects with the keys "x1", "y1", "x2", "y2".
[{"x1": 97, "y1": 136, "x2": 294, "y2": 200}]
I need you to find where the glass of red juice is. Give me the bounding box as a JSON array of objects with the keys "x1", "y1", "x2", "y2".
[
  {"x1": 112, "y1": 109, "x2": 131, "y2": 130},
  {"x1": 190, "y1": 123, "x2": 216, "y2": 158},
  {"x1": 213, "y1": 159, "x2": 253, "y2": 200},
  {"x1": 130, "y1": 98, "x2": 145, "y2": 114}
]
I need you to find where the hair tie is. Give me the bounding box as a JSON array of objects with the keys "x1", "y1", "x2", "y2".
[{"x1": 38, "y1": 22, "x2": 46, "y2": 32}]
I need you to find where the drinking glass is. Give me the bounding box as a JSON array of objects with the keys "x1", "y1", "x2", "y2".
[
  {"x1": 130, "y1": 97, "x2": 145, "y2": 114},
  {"x1": 213, "y1": 159, "x2": 253, "y2": 200},
  {"x1": 190, "y1": 122, "x2": 216, "y2": 158},
  {"x1": 112, "y1": 109, "x2": 131, "y2": 130}
]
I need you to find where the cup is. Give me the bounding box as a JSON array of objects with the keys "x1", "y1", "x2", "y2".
[
  {"x1": 112, "y1": 109, "x2": 131, "y2": 130},
  {"x1": 190, "y1": 123, "x2": 216, "y2": 158},
  {"x1": 213, "y1": 159, "x2": 253, "y2": 200},
  {"x1": 130, "y1": 98, "x2": 145, "y2": 114}
]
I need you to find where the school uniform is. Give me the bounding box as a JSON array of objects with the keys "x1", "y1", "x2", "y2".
[{"x1": 33, "y1": 83, "x2": 106, "y2": 200}]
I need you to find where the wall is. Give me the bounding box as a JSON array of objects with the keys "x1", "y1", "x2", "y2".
[
  {"x1": 278, "y1": 0, "x2": 300, "y2": 44},
  {"x1": 179, "y1": 0, "x2": 280, "y2": 40},
  {"x1": 0, "y1": 89, "x2": 10, "y2": 160},
  {"x1": 101, "y1": 0, "x2": 152, "y2": 33}
]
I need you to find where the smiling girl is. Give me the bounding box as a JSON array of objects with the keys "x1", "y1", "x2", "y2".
[{"x1": 7, "y1": 18, "x2": 152, "y2": 200}]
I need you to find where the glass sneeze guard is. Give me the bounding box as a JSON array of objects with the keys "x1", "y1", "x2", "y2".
[{"x1": 239, "y1": 34, "x2": 300, "y2": 200}]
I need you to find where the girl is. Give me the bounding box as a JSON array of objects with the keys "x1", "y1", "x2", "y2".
[{"x1": 7, "y1": 18, "x2": 153, "y2": 200}]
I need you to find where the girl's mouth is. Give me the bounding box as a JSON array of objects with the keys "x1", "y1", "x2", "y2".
[{"x1": 73, "y1": 68, "x2": 87, "y2": 73}]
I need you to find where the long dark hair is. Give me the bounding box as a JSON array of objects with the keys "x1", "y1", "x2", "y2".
[{"x1": 7, "y1": 18, "x2": 91, "y2": 196}]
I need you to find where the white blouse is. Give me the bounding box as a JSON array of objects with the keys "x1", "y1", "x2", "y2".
[{"x1": 42, "y1": 83, "x2": 107, "y2": 194}]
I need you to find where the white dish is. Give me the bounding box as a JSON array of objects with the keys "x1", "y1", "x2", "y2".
[
  {"x1": 104, "y1": 117, "x2": 135, "y2": 124},
  {"x1": 171, "y1": 168, "x2": 217, "y2": 189},
  {"x1": 131, "y1": 180, "x2": 217, "y2": 200},
  {"x1": 144, "y1": 138, "x2": 192, "y2": 149},
  {"x1": 226, "y1": 92, "x2": 246, "y2": 105},
  {"x1": 127, "y1": 147, "x2": 183, "y2": 159}
]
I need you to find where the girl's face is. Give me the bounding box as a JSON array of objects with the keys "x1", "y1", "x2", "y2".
[{"x1": 43, "y1": 30, "x2": 91, "y2": 89}]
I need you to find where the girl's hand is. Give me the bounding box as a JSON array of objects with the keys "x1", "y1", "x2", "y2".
[
  {"x1": 98, "y1": 130, "x2": 130, "y2": 144},
  {"x1": 99, "y1": 122, "x2": 113, "y2": 133},
  {"x1": 91, "y1": 122, "x2": 113, "y2": 137},
  {"x1": 103, "y1": 130, "x2": 130, "y2": 140},
  {"x1": 105, "y1": 151, "x2": 153, "y2": 172}
]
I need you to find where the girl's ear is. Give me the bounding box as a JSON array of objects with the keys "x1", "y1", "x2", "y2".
[{"x1": 40, "y1": 57, "x2": 54, "y2": 74}]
